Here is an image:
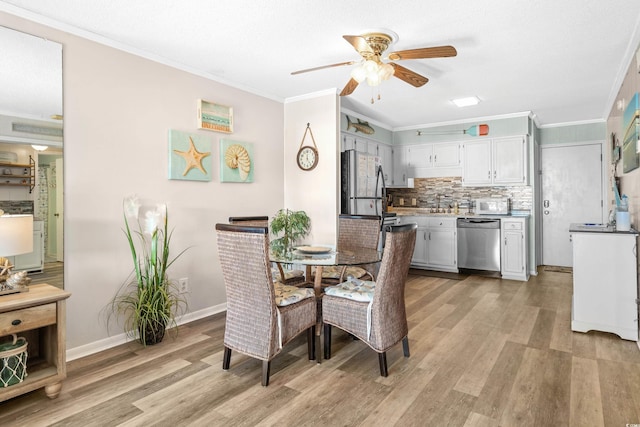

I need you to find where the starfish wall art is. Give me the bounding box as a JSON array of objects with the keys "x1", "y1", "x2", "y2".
[{"x1": 168, "y1": 129, "x2": 212, "y2": 181}]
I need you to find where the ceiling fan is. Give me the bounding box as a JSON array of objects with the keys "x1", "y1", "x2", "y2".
[{"x1": 291, "y1": 31, "x2": 457, "y2": 101}]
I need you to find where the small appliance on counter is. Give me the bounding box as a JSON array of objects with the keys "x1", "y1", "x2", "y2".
[{"x1": 474, "y1": 198, "x2": 510, "y2": 215}]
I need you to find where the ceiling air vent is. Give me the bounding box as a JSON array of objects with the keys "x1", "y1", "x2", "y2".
[{"x1": 11, "y1": 122, "x2": 63, "y2": 137}]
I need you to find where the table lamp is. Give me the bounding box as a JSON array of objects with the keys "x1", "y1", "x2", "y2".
[{"x1": 0, "y1": 214, "x2": 33, "y2": 295}]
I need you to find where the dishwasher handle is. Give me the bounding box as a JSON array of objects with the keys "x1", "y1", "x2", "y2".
[{"x1": 456, "y1": 218, "x2": 501, "y2": 229}]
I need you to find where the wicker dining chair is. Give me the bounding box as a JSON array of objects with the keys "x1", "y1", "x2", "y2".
[
  {"x1": 316, "y1": 214, "x2": 381, "y2": 284},
  {"x1": 228, "y1": 216, "x2": 306, "y2": 286},
  {"x1": 322, "y1": 223, "x2": 417, "y2": 377},
  {"x1": 215, "y1": 223, "x2": 317, "y2": 386}
]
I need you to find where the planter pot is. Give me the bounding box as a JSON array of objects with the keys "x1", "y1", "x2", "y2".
[{"x1": 139, "y1": 319, "x2": 166, "y2": 346}]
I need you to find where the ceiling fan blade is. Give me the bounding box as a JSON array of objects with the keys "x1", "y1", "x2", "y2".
[
  {"x1": 340, "y1": 78, "x2": 359, "y2": 96},
  {"x1": 343, "y1": 35, "x2": 374, "y2": 55},
  {"x1": 291, "y1": 61, "x2": 357, "y2": 75},
  {"x1": 388, "y1": 45, "x2": 457, "y2": 61},
  {"x1": 389, "y1": 63, "x2": 429, "y2": 87}
]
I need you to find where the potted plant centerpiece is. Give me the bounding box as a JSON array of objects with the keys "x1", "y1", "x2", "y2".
[
  {"x1": 269, "y1": 208, "x2": 311, "y2": 255},
  {"x1": 110, "y1": 196, "x2": 188, "y2": 346}
]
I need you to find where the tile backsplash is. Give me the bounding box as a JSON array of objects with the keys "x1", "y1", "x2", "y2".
[
  {"x1": 0, "y1": 200, "x2": 34, "y2": 214},
  {"x1": 387, "y1": 177, "x2": 532, "y2": 212}
]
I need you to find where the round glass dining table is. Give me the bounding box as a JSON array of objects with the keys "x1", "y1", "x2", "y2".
[{"x1": 270, "y1": 245, "x2": 382, "y2": 297}]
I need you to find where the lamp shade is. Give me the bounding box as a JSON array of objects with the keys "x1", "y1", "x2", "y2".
[{"x1": 0, "y1": 215, "x2": 33, "y2": 256}]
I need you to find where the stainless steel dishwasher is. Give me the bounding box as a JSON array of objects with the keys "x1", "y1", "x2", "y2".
[{"x1": 457, "y1": 218, "x2": 501, "y2": 271}]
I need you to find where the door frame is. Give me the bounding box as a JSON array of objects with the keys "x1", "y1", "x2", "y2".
[{"x1": 537, "y1": 140, "x2": 607, "y2": 266}]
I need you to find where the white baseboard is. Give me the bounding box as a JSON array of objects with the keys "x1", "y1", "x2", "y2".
[{"x1": 66, "y1": 303, "x2": 227, "y2": 361}]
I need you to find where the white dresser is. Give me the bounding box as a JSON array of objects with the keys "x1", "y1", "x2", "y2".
[{"x1": 570, "y1": 224, "x2": 638, "y2": 341}]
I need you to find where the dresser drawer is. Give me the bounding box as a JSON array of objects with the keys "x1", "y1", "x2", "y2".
[{"x1": 0, "y1": 303, "x2": 56, "y2": 335}]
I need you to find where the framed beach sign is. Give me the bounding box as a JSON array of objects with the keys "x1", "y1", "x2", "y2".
[
  {"x1": 220, "y1": 139, "x2": 254, "y2": 183},
  {"x1": 197, "y1": 99, "x2": 233, "y2": 133},
  {"x1": 168, "y1": 129, "x2": 212, "y2": 181}
]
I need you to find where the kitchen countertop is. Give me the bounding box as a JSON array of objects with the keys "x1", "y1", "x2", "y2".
[
  {"x1": 569, "y1": 223, "x2": 639, "y2": 234},
  {"x1": 388, "y1": 207, "x2": 531, "y2": 218}
]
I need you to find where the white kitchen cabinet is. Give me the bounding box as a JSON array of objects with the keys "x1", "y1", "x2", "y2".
[
  {"x1": 11, "y1": 220, "x2": 44, "y2": 273},
  {"x1": 462, "y1": 136, "x2": 527, "y2": 186},
  {"x1": 570, "y1": 228, "x2": 638, "y2": 341},
  {"x1": 392, "y1": 142, "x2": 461, "y2": 184},
  {"x1": 392, "y1": 145, "x2": 409, "y2": 186},
  {"x1": 399, "y1": 216, "x2": 457, "y2": 272},
  {"x1": 425, "y1": 217, "x2": 457, "y2": 271},
  {"x1": 501, "y1": 218, "x2": 529, "y2": 281}
]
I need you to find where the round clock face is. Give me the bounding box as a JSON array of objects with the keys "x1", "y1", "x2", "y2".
[{"x1": 297, "y1": 146, "x2": 318, "y2": 171}]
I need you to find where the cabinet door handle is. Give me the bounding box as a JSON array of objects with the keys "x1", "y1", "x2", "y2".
[
  {"x1": 428, "y1": 232, "x2": 431, "y2": 240},
  {"x1": 11, "y1": 319, "x2": 21, "y2": 326},
  {"x1": 504, "y1": 237, "x2": 507, "y2": 245},
  {"x1": 434, "y1": 154, "x2": 437, "y2": 163}
]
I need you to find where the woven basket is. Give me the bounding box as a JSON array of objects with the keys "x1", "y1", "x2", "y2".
[{"x1": 0, "y1": 334, "x2": 28, "y2": 387}]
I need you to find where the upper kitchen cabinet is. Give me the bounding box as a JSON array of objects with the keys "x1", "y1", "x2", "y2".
[
  {"x1": 392, "y1": 142, "x2": 461, "y2": 185},
  {"x1": 341, "y1": 132, "x2": 393, "y2": 184},
  {"x1": 462, "y1": 136, "x2": 528, "y2": 186}
]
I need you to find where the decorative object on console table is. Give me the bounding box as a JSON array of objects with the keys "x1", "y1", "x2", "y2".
[
  {"x1": 0, "y1": 215, "x2": 34, "y2": 295},
  {"x1": 109, "y1": 196, "x2": 188, "y2": 346},
  {"x1": 416, "y1": 124, "x2": 489, "y2": 137}
]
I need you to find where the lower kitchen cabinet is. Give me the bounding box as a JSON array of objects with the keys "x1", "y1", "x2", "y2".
[
  {"x1": 570, "y1": 228, "x2": 638, "y2": 341},
  {"x1": 401, "y1": 216, "x2": 457, "y2": 273},
  {"x1": 500, "y1": 218, "x2": 529, "y2": 281}
]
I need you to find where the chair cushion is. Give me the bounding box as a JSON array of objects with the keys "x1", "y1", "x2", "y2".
[
  {"x1": 324, "y1": 279, "x2": 376, "y2": 302},
  {"x1": 320, "y1": 265, "x2": 367, "y2": 279},
  {"x1": 271, "y1": 267, "x2": 305, "y2": 281},
  {"x1": 274, "y1": 282, "x2": 314, "y2": 306}
]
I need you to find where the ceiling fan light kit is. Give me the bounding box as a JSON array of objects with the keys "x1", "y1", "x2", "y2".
[{"x1": 291, "y1": 30, "x2": 457, "y2": 101}]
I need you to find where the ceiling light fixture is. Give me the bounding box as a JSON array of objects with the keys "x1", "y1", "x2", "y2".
[
  {"x1": 350, "y1": 59, "x2": 395, "y2": 103},
  {"x1": 452, "y1": 96, "x2": 481, "y2": 107},
  {"x1": 31, "y1": 145, "x2": 48, "y2": 151}
]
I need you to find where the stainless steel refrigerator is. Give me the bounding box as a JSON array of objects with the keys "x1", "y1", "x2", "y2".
[{"x1": 341, "y1": 149, "x2": 388, "y2": 216}]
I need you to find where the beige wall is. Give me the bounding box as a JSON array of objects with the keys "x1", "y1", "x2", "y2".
[
  {"x1": 0, "y1": 12, "x2": 286, "y2": 355},
  {"x1": 284, "y1": 92, "x2": 340, "y2": 245}
]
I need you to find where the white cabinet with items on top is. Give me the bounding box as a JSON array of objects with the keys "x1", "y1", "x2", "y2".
[
  {"x1": 341, "y1": 133, "x2": 393, "y2": 183},
  {"x1": 500, "y1": 217, "x2": 529, "y2": 281},
  {"x1": 462, "y1": 136, "x2": 528, "y2": 186},
  {"x1": 9, "y1": 220, "x2": 44, "y2": 273},
  {"x1": 399, "y1": 216, "x2": 457, "y2": 272}
]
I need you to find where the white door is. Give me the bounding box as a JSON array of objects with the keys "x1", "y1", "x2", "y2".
[
  {"x1": 541, "y1": 143, "x2": 603, "y2": 267},
  {"x1": 55, "y1": 157, "x2": 64, "y2": 262}
]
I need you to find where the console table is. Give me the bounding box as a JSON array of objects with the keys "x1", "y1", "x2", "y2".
[{"x1": 0, "y1": 284, "x2": 70, "y2": 401}]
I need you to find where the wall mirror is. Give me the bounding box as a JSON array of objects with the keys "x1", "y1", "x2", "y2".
[{"x1": 0, "y1": 25, "x2": 63, "y2": 289}]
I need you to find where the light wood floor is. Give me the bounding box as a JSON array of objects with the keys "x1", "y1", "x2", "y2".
[{"x1": 3, "y1": 269, "x2": 640, "y2": 426}]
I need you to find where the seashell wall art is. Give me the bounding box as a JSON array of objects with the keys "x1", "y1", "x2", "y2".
[
  {"x1": 220, "y1": 139, "x2": 254, "y2": 183},
  {"x1": 168, "y1": 129, "x2": 213, "y2": 181}
]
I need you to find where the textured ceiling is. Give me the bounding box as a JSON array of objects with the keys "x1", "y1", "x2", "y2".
[{"x1": 2, "y1": 0, "x2": 640, "y2": 129}]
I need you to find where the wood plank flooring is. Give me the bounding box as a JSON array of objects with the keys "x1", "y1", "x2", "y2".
[{"x1": 3, "y1": 269, "x2": 640, "y2": 426}]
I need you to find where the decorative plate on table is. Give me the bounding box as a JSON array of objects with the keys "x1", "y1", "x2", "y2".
[{"x1": 296, "y1": 246, "x2": 332, "y2": 254}]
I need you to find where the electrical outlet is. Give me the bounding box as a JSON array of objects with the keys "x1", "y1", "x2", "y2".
[{"x1": 178, "y1": 277, "x2": 189, "y2": 294}]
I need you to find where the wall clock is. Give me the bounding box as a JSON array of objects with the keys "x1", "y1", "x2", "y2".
[
  {"x1": 297, "y1": 146, "x2": 318, "y2": 171},
  {"x1": 296, "y1": 123, "x2": 319, "y2": 171}
]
